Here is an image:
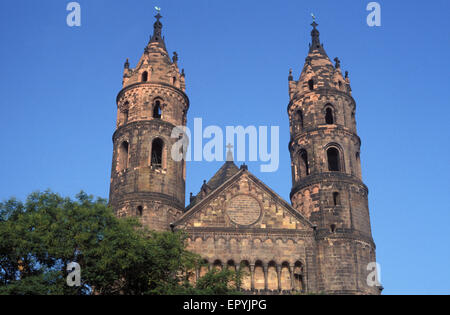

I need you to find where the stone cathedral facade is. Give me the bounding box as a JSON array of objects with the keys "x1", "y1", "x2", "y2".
[{"x1": 109, "y1": 14, "x2": 380, "y2": 295}]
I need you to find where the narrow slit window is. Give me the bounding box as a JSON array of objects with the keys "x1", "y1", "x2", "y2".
[
  {"x1": 299, "y1": 149, "x2": 310, "y2": 177},
  {"x1": 333, "y1": 192, "x2": 341, "y2": 206},
  {"x1": 296, "y1": 110, "x2": 304, "y2": 131},
  {"x1": 142, "y1": 71, "x2": 148, "y2": 82},
  {"x1": 151, "y1": 138, "x2": 163, "y2": 169},
  {"x1": 153, "y1": 100, "x2": 162, "y2": 119},
  {"x1": 327, "y1": 148, "x2": 341, "y2": 172},
  {"x1": 118, "y1": 141, "x2": 129, "y2": 171},
  {"x1": 325, "y1": 107, "x2": 334, "y2": 124}
]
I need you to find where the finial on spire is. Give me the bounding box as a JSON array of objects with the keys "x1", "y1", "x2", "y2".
[
  {"x1": 311, "y1": 13, "x2": 316, "y2": 23},
  {"x1": 288, "y1": 69, "x2": 293, "y2": 81},
  {"x1": 124, "y1": 58, "x2": 130, "y2": 69},
  {"x1": 310, "y1": 15, "x2": 321, "y2": 51},
  {"x1": 173, "y1": 52, "x2": 178, "y2": 64},
  {"x1": 226, "y1": 143, "x2": 234, "y2": 162},
  {"x1": 334, "y1": 57, "x2": 341, "y2": 69},
  {"x1": 150, "y1": 7, "x2": 164, "y2": 45}
]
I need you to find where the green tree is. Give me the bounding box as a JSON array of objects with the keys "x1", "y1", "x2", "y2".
[{"x1": 0, "y1": 191, "x2": 240, "y2": 295}]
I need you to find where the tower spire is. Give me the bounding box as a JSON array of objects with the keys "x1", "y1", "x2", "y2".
[
  {"x1": 149, "y1": 10, "x2": 167, "y2": 50},
  {"x1": 310, "y1": 20, "x2": 322, "y2": 52}
]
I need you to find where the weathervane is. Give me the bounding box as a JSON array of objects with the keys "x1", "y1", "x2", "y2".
[
  {"x1": 155, "y1": 6, "x2": 161, "y2": 14},
  {"x1": 311, "y1": 13, "x2": 316, "y2": 22}
]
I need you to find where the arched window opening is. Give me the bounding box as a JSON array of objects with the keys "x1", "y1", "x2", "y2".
[
  {"x1": 199, "y1": 260, "x2": 209, "y2": 278},
  {"x1": 333, "y1": 192, "x2": 341, "y2": 206},
  {"x1": 325, "y1": 107, "x2": 334, "y2": 124},
  {"x1": 308, "y1": 79, "x2": 314, "y2": 91},
  {"x1": 327, "y1": 148, "x2": 341, "y2": 172},
  {"x1": 227, "y1": 260, "x2": 236, "y2": 271},
  {"x1": 118, "y1": 141, "x2": 129, "y2": 171},
  {"x1": 299, "y1": 149, "x2": 310, "y2": 177},
  {"x1": 153, "y1": 100, "x2": 162, "y2": 119},
  {"x1": 122, "y1": 109, "x2": 129, "y2": 124},
  {"x1": 173, "y1": 77, "x2": 177, "y2": 85},
  {"x1": 142, "y1": 71, "x2": 148, "y2": 82},
  {"x1": 280, "y1": 262, "x2": 291, "y2": 291},
  {"x1": 355, "y1": 152, "x2": 362, "y2": 178},
  {"x1": 295, "y1": 110, "x2": 304, "y2": 132},
  {"x1": 240, "y1": 261, "x2": 251, "y2": 291},
  {"x1": 330, "y1": 224, "x2": 337, "y2": 233},
  {"x1": 151, "y1": 138, "x2": 164, "y2": 169},
  {"x1": 267, "y1": 261, "x2": 278, "y2": 291},
  {"x1": 137, "y1": 206, "x2": 143, "y2": 217},
  {"x1": 213, "y1": 260, "x2": 223, "y2": 271},
  {"x1": 254, "y1": 261, "x2": 265, "y2": 290},
  {"x1": 293, "y1": 262, "x2": 304, "y2": 292}
]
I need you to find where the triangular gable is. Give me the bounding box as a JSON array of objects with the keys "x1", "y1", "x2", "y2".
[{"x1": 175, "y1": 169, "x2": 314, "y2": 230}]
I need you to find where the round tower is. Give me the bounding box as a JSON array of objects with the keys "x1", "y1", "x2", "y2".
[
  {"x1": 109, "y1": 13, "x2": 189, "y2": 231},
  {"x1": 288, "y1": 22, "x2": 380, "y2": 294}
]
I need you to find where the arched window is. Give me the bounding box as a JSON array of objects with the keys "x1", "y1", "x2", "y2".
[
  {"x1": 356, "y1": 152, "x2": 362, "y2": 178},
  {"x1": 293, "y1": 261, "x2": 304, "y2": 292},
  {"x1": 325, "y1": 107, "x2": 334, "y2": 124},
  {"x1": 254, "y1": 261, "x2": 265, "y2": 290},
  {"x1": 295, "y1": 110, "x2": 304, "y2": 132},
  {"x1": 267, "y1": 261, "x2": 278, "y2": 291},
  {"x1": 308, "y1": 79, "x2": 314, "y2": 91},
  {"x1": 213, "y1": 260, "x2": 223, "y2": 271},
  {"x1": 280, "y1": 262, "x2": 291, "y2": 291},
  {"x1": 142, "y1": 71, "x2": 148, "y2": 82},
  {"x1": 151, "y1": 138, "x2": 164, "y2": 169},
  {"x1": 333, "y1": 192, "x2": 341, "y2": 206},
  {"x1": 299, "y1": 149, "x2": 310, "y2": 177},
  {"x1": 122, "y1": 109, "x2": 129, "y2": 124},
  {"x1": 118, "y1": 141, "x2": 129, "y2": 171},
  {"x1": 327, "y1": 147, "x2": 341, "y2": 172},
  {"x1": 240, "y1": 261, "x2": 251, "y2": 291},
  {"x1": 153, "y1": 100, "x2": 162, "y2": 119},
  {"x1": 137, "y1": 206, "x2": 143, "y2": 217}
]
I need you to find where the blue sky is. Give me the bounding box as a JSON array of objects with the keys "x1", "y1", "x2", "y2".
[{"x1": 1, "y1": 0, "x2": 449, "y2": 294}]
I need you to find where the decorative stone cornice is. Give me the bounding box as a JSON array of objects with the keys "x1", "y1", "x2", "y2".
[
  {"x1": 116, "y1": 81, "x2": 190, "y2": 108},
  {"x1": 314, "y1": 228, "x2": 376, "y2": 248},
  {"x1": 112, "y1": 119, "x2": 177, "y2": 141},
  {"x1": 287, "y1": 87, "x2": 356, "y2": 113},
  {"x1": 289, "y1": 125, "x2": 361, "y2": 148},
  {"x1": 290, "y1": 172, "x2": 368, "y2": 199},
  {"x1": 110, "y1": 191, "x2": 185, "y2": 212}
]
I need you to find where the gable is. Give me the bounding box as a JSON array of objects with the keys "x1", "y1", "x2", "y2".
[{"x1": 175, "y1": 171, "x2": 313, "y2": 231}]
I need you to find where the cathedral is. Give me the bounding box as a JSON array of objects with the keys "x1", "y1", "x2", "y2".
[{"x1": 108, "y1": 13, "x2": 380, "y2": 295}]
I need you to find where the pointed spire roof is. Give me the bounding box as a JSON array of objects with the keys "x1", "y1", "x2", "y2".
[
  {"x1": 309, "y1": 21, "x2": 324, "y2": 53},
  {"x1": 292, "y1": 20, "x2": 350, "y2": 93},
  {"x1": 305, "y1": 21, "x2": 333, "y2": 69},
  {"x1": 206, "y1": 161, "x2": 240, "y2": 192},
  {"x1": 148, "y1": 13, "x2": 167, "y2": 51},
  {"x1": 186, "y1": 145, "x2": 240, "y2": 210}
]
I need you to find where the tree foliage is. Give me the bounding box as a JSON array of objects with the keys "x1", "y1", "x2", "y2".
[{"x1": 0, "y1": 191, "x2": 241, "y2": 295}]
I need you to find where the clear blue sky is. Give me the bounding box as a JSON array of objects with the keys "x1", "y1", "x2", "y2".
[{"x1": 1, "y1": 0, "x2": 449, "y2": 295}]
